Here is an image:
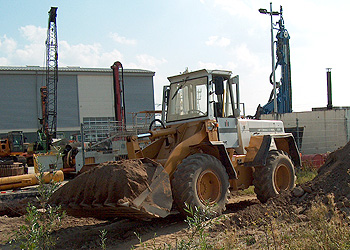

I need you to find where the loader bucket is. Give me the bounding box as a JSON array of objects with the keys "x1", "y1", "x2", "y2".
[{"x1": 49, "y1": 158, "x2": 173, "y2": 220}]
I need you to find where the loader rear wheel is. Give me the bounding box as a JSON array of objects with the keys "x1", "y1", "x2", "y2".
[
  {"x1": 253, "y1": 150, "x2": 296, "y2": 203},
  {"x1": 171, "y1": 153, "x2": 229, "y2": 217}
]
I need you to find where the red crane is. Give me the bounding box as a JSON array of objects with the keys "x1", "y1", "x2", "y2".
[{"x1": 111, "y1": 61, "x2": 126, "y2": 127}]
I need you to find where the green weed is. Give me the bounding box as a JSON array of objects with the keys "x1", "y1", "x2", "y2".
[
  {"x1": 296, "y1": 164, "x2": 318, "y2": 184},
  {"x1": 134, "y1": 202, "x2": 224, "y2": 250},
  {"x1": 9, "y1": 147, "x2": 65, "y2": 249},
  {"x1": 99, "y1": 229, "x2": 107, "y2": 250}
]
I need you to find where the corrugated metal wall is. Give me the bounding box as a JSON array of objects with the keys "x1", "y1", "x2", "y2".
[
  {"x1": 57, "y1": 75, "x2": 80, "y2": 129},
  {"x1": 77, "y1": 75, "x2": 115, "y2": 122},
  {"x1": 0, "y1": 72, "x2": 80, "y2": 133},
  {"x1": 123, "y1": 75, "x2": 155, "y2": 124},
  {"x1": 77, "y1": 72, "x2": 155, "y2": 125},
  {"x1": 0, "y1": 74, "x2": 38, "y2": 131},
  {"x1": 0, "y1": 67, "x2": 155, "y2": 142}
]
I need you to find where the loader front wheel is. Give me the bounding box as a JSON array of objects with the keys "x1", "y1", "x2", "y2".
[
  {"x1": 171, "y1": 153, "x2": 229, "y2": 217},
  {"x1": 253, "y1": 150, "x2": 296, "y2": 203}
]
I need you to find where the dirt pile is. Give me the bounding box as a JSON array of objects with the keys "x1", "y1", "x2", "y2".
[
  {"x1": 49, "y1": 159, "x2": 156, "y2": 218},
  {"x1": 293, "y1": 141, "x2": 350, "y2": 215},
  {"x1": 215, "y1": 142, "x2": 350, "y2": 230}
]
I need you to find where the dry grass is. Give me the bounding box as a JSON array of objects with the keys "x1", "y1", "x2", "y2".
[
  {"x1": 225, "y1": 195, "x2": 350, "y2": 250},
  {"x1": 296, "y1": 164, "x2": 318, "y2": 185}
]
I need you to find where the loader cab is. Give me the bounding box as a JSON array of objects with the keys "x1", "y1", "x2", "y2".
[
  {"x1": 0, "y1": 131, "x2": 24, "y2": 157},
  {"x1": 7, "y1": 131, "x2": 25, "y2": 154},
  {"x1": 165, "y1": 69, "x2": 240, "y2": 124}
]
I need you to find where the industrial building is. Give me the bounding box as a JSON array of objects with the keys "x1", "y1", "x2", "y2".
[
  {"x1": 0, "y1": 66, "x2": 155, "y2": 142},
  {"x1": 262, "y1": 107, "x2": 350, "y2": 155}
]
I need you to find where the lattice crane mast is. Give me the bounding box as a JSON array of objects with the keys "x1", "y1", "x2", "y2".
[{"x1": 41, "y1": 7, "x2": 58, "y2": 148}]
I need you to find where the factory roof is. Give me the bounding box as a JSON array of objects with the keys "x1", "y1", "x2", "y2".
[{"x1": 0, "y1": 66, "x2": 155, "y2": 76}]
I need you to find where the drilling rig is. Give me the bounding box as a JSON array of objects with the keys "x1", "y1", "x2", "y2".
[
  {"x1": 40, "y1": 7, "x2": 58, "y2": 151},
  {"x1": 261, "y1": 5, "x2": 292, "y2": 115}
]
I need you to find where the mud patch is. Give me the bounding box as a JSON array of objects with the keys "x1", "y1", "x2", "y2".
[{"x1": 0, "y1": 197, "x2": 38, "y2": 217}]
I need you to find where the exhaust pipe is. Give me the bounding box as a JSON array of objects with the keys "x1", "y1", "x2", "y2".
[{"x1": 326, "y1": 68, "x2": 332, "y2": 110}]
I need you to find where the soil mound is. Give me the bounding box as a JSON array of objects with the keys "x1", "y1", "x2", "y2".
[
  {"x1": 49, "y1": 159, "x2": 155, "y2": 212},
  {"x1": 219, "y1": 142, "x2": 350, "y2": 230},
  {"x1": 309, "y1": 142, "x2": 350, "y2": 200},
  {"x1": 294, "y1": 142, "x2": 350, "y2": 214}
]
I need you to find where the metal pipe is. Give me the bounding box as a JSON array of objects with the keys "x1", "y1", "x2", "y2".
[
  {"x1": 111, "y1": 61, "x2": 125, "y2": 126},
  {"x1": 149, "y1": 127, "x2": 177, "y2": 139},
  {"x1": 0, "y1": 170, "x2": 64, "y2": 191},
  {"x1": 81, "y1": 123, "x2": 85, "y2": 165},
  {"x1": 326, "y1": 68, "x2": 332, "y2": 110},
  {"x1": 296, "y1": 118, "x2": 300, "y2": 150},
  {"x1": 270, "y1": 2, "x2": 278, "y2": 118},
  {"x1": 137, "y1": 133, "x2": 152, "y2": 138}
]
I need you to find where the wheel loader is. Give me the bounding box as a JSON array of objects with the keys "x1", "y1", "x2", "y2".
[
  {"x1": 50, "y1": 69, "x2": 301, "y2": 219},
  {"x1": 0, "y1": 131, "x2": 27, "y2": 177}
]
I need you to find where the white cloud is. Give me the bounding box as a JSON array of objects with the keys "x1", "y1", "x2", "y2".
[
  {"x1": 110, "y1": 32, "x2": 137, "y2": 45},
  {"x1": 230, "y1": 43, "x2": 261, "y2": 69},
  {"x1": 226, "y1": 61, "x2": 238, "y2": 71},
  {"x1": 0, "y1": 25, "x2": 129, "y2": 68},
  {"x1": 19, "y1": 25, "x2": 46, "y2": 43},
  {"x1": 198, "y1": 61, "x2": 224, "y2": 69},
  {"x1": 205, "y1": 36, "x2": 231, "y2": 47},
  {"x1": 213, "y1": 0, "x2": 253, "y2": 17},
  {"x1": 0, "y1": 35, "x2": 17, "y2": 55},
  {"x1": 134, "y1": 54, "x2": 167, "y2": 71},
  {"x1": 15, "y1": 43, "x2": 45, "y2": 64},
  {"x1": 59, "y1": 40, "x2": 124, "y2": 67},
  {"x1": 0, "y1": 57, "x2": 10, "y2": 65},
  {"x1": 202, "y1": 0, "x2": 273, "y2": 30},
  {"x1": 1, "y1": 25, "x2": 47, "y2": 65}
]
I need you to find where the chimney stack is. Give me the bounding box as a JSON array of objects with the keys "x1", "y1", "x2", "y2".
[{"x1": 326, "y1": 68, "x2": 332, "y2": 110}]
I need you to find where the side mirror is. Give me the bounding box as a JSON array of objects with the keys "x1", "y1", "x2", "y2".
[{"x1": 214, "y1": 77, "x2": 224, "y2": 95}]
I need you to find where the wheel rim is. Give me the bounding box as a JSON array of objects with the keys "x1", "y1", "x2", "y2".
[
  {"x1": 197, "y1": 170, "x2": 221, "y2": 204},
  {"x1": 274, "y1": 163, "x2": 291, "y2": 192}
]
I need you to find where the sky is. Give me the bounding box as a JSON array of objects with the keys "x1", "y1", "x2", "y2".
[{"x1": 0, "y1": 0, "x2": 349, "y2": 115}]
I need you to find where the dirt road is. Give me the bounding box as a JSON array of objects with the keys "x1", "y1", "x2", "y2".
[
  {"x1": 0, "y1": 194, "x2": 257, "y2": 249},
  {"x1": 1, "y1": 139, "x2": 350, "y2": 249}
]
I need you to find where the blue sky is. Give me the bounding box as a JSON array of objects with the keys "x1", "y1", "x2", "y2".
[{"x1": 0, "y1": 0, "x2": 349, "y2": 115}]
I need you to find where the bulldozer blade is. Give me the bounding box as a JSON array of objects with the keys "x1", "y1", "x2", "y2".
[{"x1": 49, "y1": 158, "x2": 173, "y2": 220}]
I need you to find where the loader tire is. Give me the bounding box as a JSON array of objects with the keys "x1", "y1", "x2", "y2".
[
  {"x1": 171, "y1": 153, "x2": 229, "y2": 217},
  {"x1": 253, "y1": 150, "x2": 296, "y2": 203}
]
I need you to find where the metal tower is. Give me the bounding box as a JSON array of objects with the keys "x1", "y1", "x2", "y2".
[
  {"x1": 45, "y1": 7, "x2": 58, "y2": 141},
  {"x1": 259, "y1": 5, "x2": 292, "y2": 116}
]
